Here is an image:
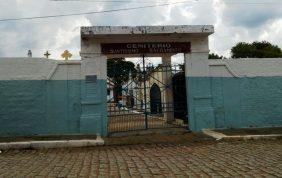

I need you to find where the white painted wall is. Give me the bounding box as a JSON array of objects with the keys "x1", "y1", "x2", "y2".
[
  {"x1": 187, "y1": 58, "x2": 282, "y2": 77},
  {"x1": 80, "y1": 54, "x2": 107, "y2": 80},
  {"x1": 210, "y1": 58, "x2": 282, "y2": 77},
  {"x1": 0, "y1": 58, "x2": 82, "y2": 80}
]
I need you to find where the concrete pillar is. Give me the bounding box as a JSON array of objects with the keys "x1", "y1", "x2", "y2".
[
  {"x1": 184, "y1": 52, "x2": 211, "y2": 131},
  {"x1": 80, "y1": 52, "x2": 108, "y2": 136},
  {"x1": 162, "y1": 55, "x2": 174, "y2": 123}
]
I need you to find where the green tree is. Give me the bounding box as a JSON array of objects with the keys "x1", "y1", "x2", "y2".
[
  {"x1": 231, "y1": 41, "x2": 282, "y2": 58},
  {"x1": 209, "y1": 53, "x2": 225, "y2": 59},
  {"x1": 107, "y1": 58, "x2": 137, "y2": 102}
]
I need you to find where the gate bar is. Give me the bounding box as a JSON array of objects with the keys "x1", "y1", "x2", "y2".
[{"x1": 142, "y1": 54, "x2": 148, "y2": 129}]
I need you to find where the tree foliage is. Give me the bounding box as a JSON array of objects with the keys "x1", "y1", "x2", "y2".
[
  {"x1": 107, "y1": 58, "x2": 137, "y2": 84},
  {"x1": 231, "y1": 41, "x2": 282, "y2": 58},
  {"x1": 107, "y1": 58, "x2": 137, "y2": 102},
  {"x1": 209, "y1": 53, "x2": 225, "y2": 59}
]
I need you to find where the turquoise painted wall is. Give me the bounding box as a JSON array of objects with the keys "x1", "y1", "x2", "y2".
[
  {"x1": 80, "y1": 80, "x2": 107, "y2": 136},
  {"x1": 0, "y1": 80, "x2": 107, "y2": 137},
  {"x1": 187, "y1": 76, "x2": 282, "y2": 131}
]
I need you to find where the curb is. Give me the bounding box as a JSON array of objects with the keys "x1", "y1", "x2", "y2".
[
  {"x1": 0, "y1": 135, "x2": 104, "y2": 150},
  {"x1": 109, "y1": 128, "x2": 190, "y2": 137},
  {"x1": 202, "y1": 129, "x2": 282, "y2": 141}
]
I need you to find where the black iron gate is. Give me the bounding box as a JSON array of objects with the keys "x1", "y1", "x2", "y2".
[{"x1": 107, "y1": 55, "x2": 187, "y2": 134}]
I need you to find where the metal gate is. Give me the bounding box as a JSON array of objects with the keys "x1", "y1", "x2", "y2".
[{"x1": 107, "y1": 55, "x2": 187, "y2": 134}]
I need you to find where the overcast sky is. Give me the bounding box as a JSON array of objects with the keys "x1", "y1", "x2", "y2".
[{"x1": 0, "y1": 0, "x2": 281, "y2": 60}]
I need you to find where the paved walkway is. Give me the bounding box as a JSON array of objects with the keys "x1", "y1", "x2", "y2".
[{"x1": 0, "y1": 135, "x2": 281, "y2": 177}]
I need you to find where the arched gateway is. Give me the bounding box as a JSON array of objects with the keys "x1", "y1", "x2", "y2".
[
  {"x1": 172, "y1": 72, "x2": 188, "y2": 124},
  {"x1": 150, "y1": 83, "x2": 162, "y2": 115},
  {"x1": 80, "y1": 25, "x2": 214, "y2": 136}
]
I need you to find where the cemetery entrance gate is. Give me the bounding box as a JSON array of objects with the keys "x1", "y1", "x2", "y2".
[{"x1": 104, "y1": 42, "x2": 190, "y2": 134}]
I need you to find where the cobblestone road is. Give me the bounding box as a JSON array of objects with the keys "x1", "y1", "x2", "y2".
[{"x1": 0, "y1": 137, "x2": 281, "y2": 177}]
